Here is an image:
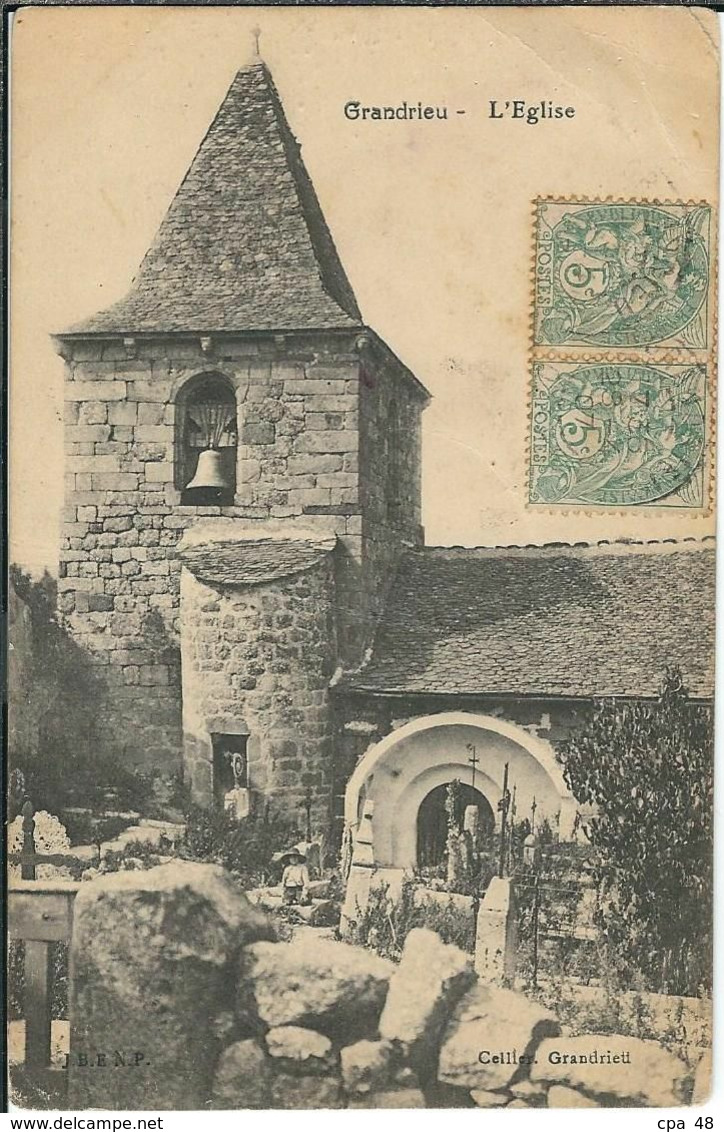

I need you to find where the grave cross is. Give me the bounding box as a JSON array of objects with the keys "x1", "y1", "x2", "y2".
[
  {"x1": 507, "y1": 785, "x2": 517, "y2": 872},
  {"x1": 497, "y1": 761, "x2": 511, "y2": 878},
  {"x1": 465, "y1": 743, "x2": 479, "y2": 793}
]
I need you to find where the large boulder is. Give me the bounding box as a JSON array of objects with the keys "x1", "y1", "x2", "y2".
[
  {"x1": 547, "y1": 1085, "x2": 600, "y2": 1108},
  {"x1": 438, "y1": 982, "x2": 559, "y2": 1091},
  {"x1": 268, "y1": 1071, "x2": 344, "y2": 1109},
  {"x1": 265, "y1": 1026, "x2": 336, "y2": 1075},
  {"x1": 509, "y1": 1077, "x2": 548, "y2": 1105},
  {"x1": 378, "y1": 929, "x2": 475, "y2": 1070},
  {"x1": 69, "y1": 862, "x2": 274, "y2": 1109},
  {"x1": 470, "y1": 1089, "x2": 511, "y2": 1108},
  {"x1": 340, "y1": 1038, "x2": 413, "y2": 1096},
  {"x1": 531, "y1": 1035, "x2": 691, "y2": 1106},
  {"x1": 211, "y1": 1040, "x2": 270, "y2": 1109},
  {"x1": 239, "y1": 938, "x2": 394, "y2": 1041}
]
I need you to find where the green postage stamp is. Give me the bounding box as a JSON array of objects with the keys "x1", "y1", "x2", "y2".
[
  {"x1": 533, "y1": 200, "x2": 712, "y2": 350},
  {"x1": 529, "y1": 362, "x2": 708, "y2": 508}
]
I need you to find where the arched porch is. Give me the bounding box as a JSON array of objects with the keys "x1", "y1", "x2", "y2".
[{"x1": 344, "y1": 711, "x2": 577, "y2": 869}]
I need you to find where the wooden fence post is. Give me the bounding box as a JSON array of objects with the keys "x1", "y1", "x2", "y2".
[{"x1": 24, "y1": 940, "x2": 53, "y2": 1068}]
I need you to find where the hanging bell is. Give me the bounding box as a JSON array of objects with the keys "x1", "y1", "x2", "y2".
[{"x1": 185, "y1": 448, "x2": 230, "y2": 493}]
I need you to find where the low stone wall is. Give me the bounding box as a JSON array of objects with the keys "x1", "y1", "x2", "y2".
[{"x1": 68, "y1": 863, "x2": 706, "y2": 1110}]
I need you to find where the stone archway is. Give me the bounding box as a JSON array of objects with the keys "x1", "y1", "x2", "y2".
[{"x1": 344, "y1": 712, "x2": 577, "y2": 869}]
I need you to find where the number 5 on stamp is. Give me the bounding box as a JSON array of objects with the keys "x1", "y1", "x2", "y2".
[
  {"x1": 533, "y1": 200, "x2": 712, "y2": 351},
  {"x1": 528, "y1": 361, "x2": 709, "y2": 509}
]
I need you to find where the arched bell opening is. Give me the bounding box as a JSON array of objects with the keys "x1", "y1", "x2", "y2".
[
  {"x1": 177, "y1": 372, "x2": 237, "y2": 506},
  {"x1": 416, "y1": 781, "x2": 495, "y2": 868}
]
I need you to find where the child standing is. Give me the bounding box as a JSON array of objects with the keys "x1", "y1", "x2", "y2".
[{"x1": 281, "y1": 848, "x2": 310, "y2": 905}]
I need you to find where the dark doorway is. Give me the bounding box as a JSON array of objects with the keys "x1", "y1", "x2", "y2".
[{"x1": 416, "y1": 782, "x2": 495, "y2": 868}]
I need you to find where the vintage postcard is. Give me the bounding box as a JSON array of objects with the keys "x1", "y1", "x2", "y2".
[{"x1": 7, "y1": 5, "x2": 717, "y2": 1113}]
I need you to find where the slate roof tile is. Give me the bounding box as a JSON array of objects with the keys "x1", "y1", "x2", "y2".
[
  {"x1": 179, "y1": 536, "x2": 334, "y2": 587},
  {"x1": 346, "y1": 541, "x2": 714, "y2": 700},
  {"x1": 65, "y1": 63, "x2": 362, "y2": 335}
]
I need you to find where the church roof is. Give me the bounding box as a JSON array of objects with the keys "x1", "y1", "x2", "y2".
[
  {"x1": 344, "y1": 540, "x2": 715, "y2": 700},
  {"x1": 64, "y1": 63, "x2": 362, "y2": 336}
]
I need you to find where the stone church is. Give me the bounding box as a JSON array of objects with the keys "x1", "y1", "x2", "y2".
[{"x1": 55, "y1": 61, "x2": 714, "y2": 868}]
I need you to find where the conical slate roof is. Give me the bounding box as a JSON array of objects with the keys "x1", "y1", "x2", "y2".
[{"x1": 66, "y1": 63, "x2": 362, "y2": 335}]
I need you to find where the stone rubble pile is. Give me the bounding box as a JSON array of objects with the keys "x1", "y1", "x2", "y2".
[{"x1": 68, "y1": 863, "x2": 700, "y2": 1110}]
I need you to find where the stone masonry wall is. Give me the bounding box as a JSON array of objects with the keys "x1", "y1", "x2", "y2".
[
  {"x1": 359, "y1": 347, "x2": 423, "y2": 540},
  {"x1": 57, "y1": 330, "x2": 423, "y2": 773},
  {"x1": 180, "y1": 557, "x2": 337, "y2": 829},
  {"x1": 355, "y1": 347, "x2": 425, "y2": 658},
  {"x1": 67, "y1": 863, "x2": 704, "y2": 1111}
]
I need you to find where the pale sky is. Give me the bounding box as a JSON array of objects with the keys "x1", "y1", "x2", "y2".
[{"x1": 10, "y1": 6, "x2": 718, "y2": 574}]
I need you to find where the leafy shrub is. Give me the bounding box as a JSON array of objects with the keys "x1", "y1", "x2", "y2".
[
  {"x1": 9, "y1": 568, "x2": 187, "y2": 822},
  {"x1": 98, "y1": 839, "x2": 170, "y2": 873},
  {"x1": 9, "y1": 567, "x2": 102, "y2": 816},
  {"x1": 351, "y1": 879, "x2": 476, "y2": 961},
  {"x1": 179, "y1": 803, "x2": 302, "y2": 887},
  {"x1": 558, "y1": 668, "x2": 713, "y2": 996}
]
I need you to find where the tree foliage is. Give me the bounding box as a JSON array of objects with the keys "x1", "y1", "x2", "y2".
[
  {"x1": 558, "y1": 668, "x2": 713, "y2": 995},
  {"x1": 8, "y1": 565, "x2": 101, "y2": 814}
]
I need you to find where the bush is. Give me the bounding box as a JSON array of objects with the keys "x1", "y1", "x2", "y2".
[
  {"x1": 513, "y1": 844, "x2": 596, "y2": 988},
  {"x1": 9, "y1": 567, "x2": 102, "y2": 816},
  {"x1": 350, "y1": 879, "x2": 476, "y2": 961},
  {"x1": 558, "y1": 668, "x2": 713, "y2": 996},
  {"x1": 179, "y1": 803, "x2": 302, "y2": 887},
  {"x1": 98, "y1": 839, "x2": 171, "y2": 873}
]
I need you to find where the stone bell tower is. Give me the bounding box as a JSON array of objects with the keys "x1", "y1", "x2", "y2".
[{"x1": 54, "y1": 60, "x2": 429, "y2": 830}]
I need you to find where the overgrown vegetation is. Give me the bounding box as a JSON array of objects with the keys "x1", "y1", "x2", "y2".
[
  {"x1": 512, "y1": 839, "x2": 594, "y2": 988},
  {"x1": 178, "y1": 803, "x2": 303, "y2": 888},
  {"x1": 8, "y1": 567, "x2": 188, "y2": 822},
  {"x1": 531, "y1": 964, "x2": 709, "y2": 1068},
  {"x1": 557, "y1": 668, "x2": 713, "y2": 997},
  {"x1": 9, "y1": 567, "x2": 101, "y2": 817},
  {"x1": 349, "y1": 879, "x2": 476, "y2": 961}
]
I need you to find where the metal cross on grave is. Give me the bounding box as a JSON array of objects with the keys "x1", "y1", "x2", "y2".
[
  {"x1": 465, "y1": 743, "x2": 479, "y2": 793},
  {"x1": 497, "y1": 761, "x2": 511, "y2": 877}
]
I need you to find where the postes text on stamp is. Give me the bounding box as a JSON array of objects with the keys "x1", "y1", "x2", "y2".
[
  {"x1": 529, "y1": 362, "x2": 707, "y2": 508},
  {"x1": 533, "y1": 200, "x2": 712, "y2": 350}
]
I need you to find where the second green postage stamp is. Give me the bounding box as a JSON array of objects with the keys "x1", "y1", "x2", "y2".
[
  {"x1": 529, "y1": 362, "x2": 708, "y2": 508},
  {"x1": 533, "y1": 200, "x2": 712, "y2": 351}
]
